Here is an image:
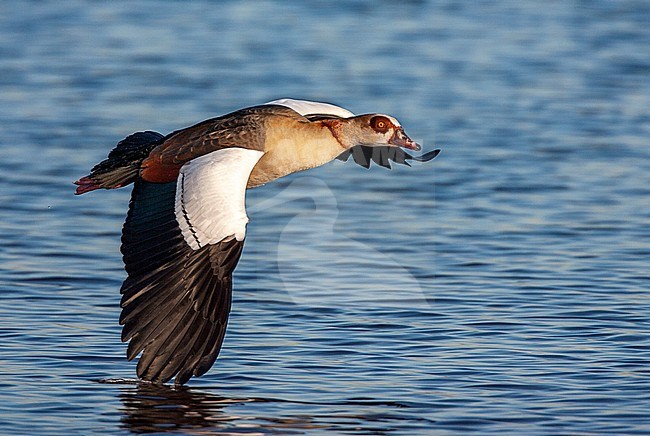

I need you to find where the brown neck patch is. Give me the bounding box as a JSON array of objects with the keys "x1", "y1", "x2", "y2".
[{"x1": 320, "y1": 119, "x2": 347, "y2": 149}]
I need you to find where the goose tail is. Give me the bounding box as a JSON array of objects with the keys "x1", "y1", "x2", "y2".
[{"x1": 74, "y1": 131, "x2": 164, "y2": 195}]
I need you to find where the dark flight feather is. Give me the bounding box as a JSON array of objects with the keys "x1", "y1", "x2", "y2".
[
  {"x1": 336, "y1": 146, "x2": 440, "y2": 169},
  {"x1": 119, "y1": 180, "x2": 244, "y2": 385}
]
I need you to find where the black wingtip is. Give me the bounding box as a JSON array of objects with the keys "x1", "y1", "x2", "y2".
[{"x1": 410, "y1": 149, "x2": 441, "y2": 162}]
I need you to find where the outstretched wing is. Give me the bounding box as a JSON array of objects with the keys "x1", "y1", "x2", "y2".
[
  {"x1": 335, "y1": 146, "x2": 441, "y2": 169},
  {"x1": 265, "y1": 98, "x2": 355, "y2": 119},
  {"x1": 119, "y1": 148, "x2": 263, "y2": 385}
]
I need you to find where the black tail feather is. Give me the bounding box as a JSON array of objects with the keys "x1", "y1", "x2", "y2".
[{"x1": 74, "y1": 131, "x2": 164, "y2": 194}]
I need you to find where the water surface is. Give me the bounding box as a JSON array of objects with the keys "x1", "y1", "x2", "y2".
[{"x1": 1, "y1": 1, "x2": 649, "y2": 434}]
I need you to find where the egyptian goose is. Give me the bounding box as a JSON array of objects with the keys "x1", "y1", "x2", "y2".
[{"x1": 74, "y1": 99, "x2": 439, "y2": 385}]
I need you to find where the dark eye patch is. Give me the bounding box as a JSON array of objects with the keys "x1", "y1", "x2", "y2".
[{"x1": 370, "y1": 116, "x2": 391, "y2": 133}]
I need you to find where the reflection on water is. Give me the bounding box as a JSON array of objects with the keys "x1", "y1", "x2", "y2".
[
  {"x1": 1, "y1": 0, "x2": 649, "y2": 434},
  {"x1": 119, "y1": 383, "x2": 238, "y2": 433},
  {"x1": 116, "y1": 381, "x2": 420, "y2": 434}
]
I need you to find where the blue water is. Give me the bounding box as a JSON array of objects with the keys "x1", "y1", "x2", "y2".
[{"x1": 1, "y1": 1, "x2": 649, "y2": 434}]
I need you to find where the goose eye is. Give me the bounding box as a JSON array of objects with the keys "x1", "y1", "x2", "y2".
[{"x1": 370, "y1": 116, "x2": 390, "y2": 133}]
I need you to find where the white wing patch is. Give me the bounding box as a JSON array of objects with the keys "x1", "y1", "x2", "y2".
[
  {"x1": 265, "y1": 98, "x2": 355, "y2": 118},
  {"x1": 175, "y1": 148, "x2": 264, "y2": 250}
]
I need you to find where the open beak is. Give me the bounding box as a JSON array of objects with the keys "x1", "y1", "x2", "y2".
[{"x1": 389, "y1": 128, "x2": 421, "y2": 151}]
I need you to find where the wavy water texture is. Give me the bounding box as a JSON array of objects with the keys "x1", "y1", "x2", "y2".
[{"x1": 0, "y1": 1, "x2": 649, "y2": 434}]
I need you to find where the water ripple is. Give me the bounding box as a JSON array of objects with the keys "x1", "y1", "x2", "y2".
[{"x1": 0, "y1": 0, "x2": 649, "y2": 434}]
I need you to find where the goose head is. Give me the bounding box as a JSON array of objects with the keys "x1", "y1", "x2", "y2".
[{"x1": 335, "y1": 114, "x2": 421, "y2": 151}]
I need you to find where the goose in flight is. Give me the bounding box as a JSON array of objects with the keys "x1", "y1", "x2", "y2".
[{"x1": 74, "y1": 99, "x2": 440, "y2": 385}]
